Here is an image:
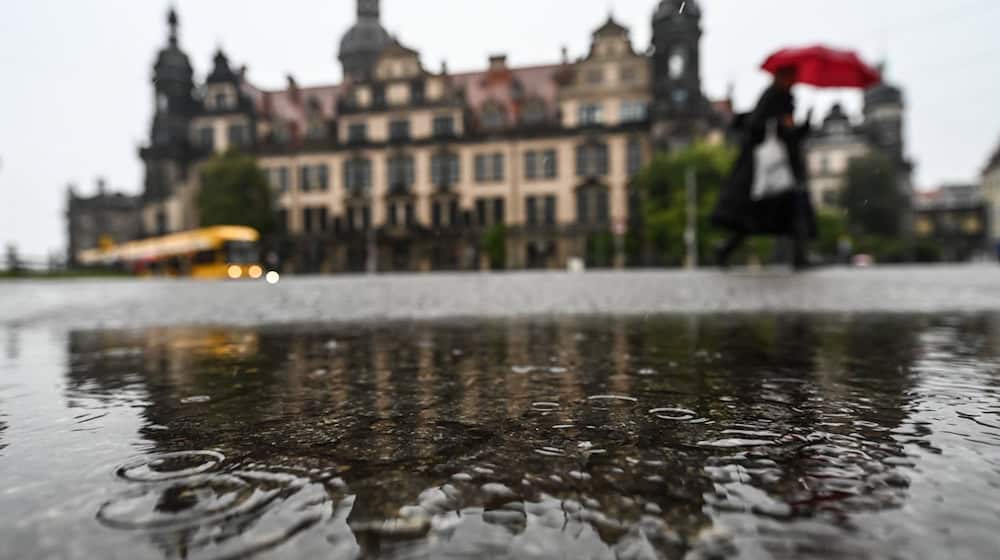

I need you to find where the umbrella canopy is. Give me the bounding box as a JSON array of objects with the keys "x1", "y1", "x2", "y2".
[{"x1": 762, "y1": 45, "x2": 881, "y2": 89}]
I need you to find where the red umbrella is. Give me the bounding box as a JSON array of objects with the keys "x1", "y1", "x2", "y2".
[{"x1": 762, "y1": 45, "x2": 881, "y2": 89}]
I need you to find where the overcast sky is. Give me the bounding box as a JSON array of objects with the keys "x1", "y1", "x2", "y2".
[{"x1": 1, "y1": 0, "x2": 998, "y2": 257}]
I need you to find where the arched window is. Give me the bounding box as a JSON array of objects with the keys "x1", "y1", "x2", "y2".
[
  {"x1": 344, "y1": 157, "x2": 372, "y2": 195},
  {"x1": 576, "y1": 141, "x2": 609, "y2": 177}
]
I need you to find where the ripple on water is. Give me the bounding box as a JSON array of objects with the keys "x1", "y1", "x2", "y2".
[
  {"x1": 531, "y1": 401, "x2": 561, "y2": 412},
  {"x1": 116, "y1": 450, "x2": 225, "y2": 482},
  {"x1": 97, "y1": 473, "x2": 255, "y2": 530},
  {"x1": 697, "y1": 438, "x2": 776, "y2": 449},
  {"x1": 649, "y1": 407, "x2": 697, "y2": 421}
]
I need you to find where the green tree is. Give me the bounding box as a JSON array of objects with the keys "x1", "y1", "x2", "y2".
[
  {"x1": 482, "y1": 224, "x2": 507, "y2": 270},
  {"x1": 198, "y1": 150, "x2": 275, "y2": 233},
  {"x1": 842, "y1": 152, "x2": 906, "y2": 237},
  {"x1": 633, "y1": 142, "x2": 736, "y2": 266}
]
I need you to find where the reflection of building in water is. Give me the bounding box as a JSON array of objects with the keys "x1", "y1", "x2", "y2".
[
  {"x1": 103, "y1": 0, "x2": 732, "y2": 273},
  {"x1": 62, "y1": 316, "x2": 933, "y2": 557},
  {"x1": 3, "y1": 327, "x2": 19, "y2": 361}
]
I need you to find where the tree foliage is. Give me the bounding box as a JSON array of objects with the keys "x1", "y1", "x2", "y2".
[
  {"x1": 842, "y1": 151, "x2": 906, "y2": 237},
  {"x1": 482, "y1": 224, "x2": 507, "y2": 270},
  {"x1": 633, "y1": 142, "x2": 736, "y2": 266},
  {"x1": 198, "y1": 151, "x2": 275, "y2": 234}
]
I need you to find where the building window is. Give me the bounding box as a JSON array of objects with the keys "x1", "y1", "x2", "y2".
[
  {"x1": 276, "y1": 209, "x2": 288, "y2": 234},
  {"x1": 299, "y1": 164, "x2": 329, "y2": 192},
  {"x1": 576, "y1": 142, "x2": 609, "y2": 177},
  {"x1": 620, "y1": 65, "x2": 638, "y2": 83},
  {"x1": 389, "y1": 119, "x2": 410, "y2": 141},
  {"x1": 475, "y1": 198, "x2": 505, "y2": 227},
  {"x1": 481, "y1": 105, "x2": 506, "y2": 131},
  {"x1": 525, "y1": 195, "x2": 557, "y2": 227},
  {"x1": 302, "y1": 207, "x2": 329, "y2": 234},
  {"x1": 627, "y1": 138, "x2": 643, "y2": 176},
  {"x1": 521, "y1": 99, "x2": 547, "y2": 125},
  {"x1": 524, "y1": 149, "x2": 557, "y2": 180},
  {"x1": 431, "y1": 153, "x2": 460, "y2": 187},
  {"x1": 347, "y1": 205, "x2": 371, "y2": 230},
  {"x1": 433, "y1": 116, "x2": 455, "y2": 138},
  {"x1": 432, "y1": 199, "x2": 461, "y2": 228},
  {"x1": 198, "y1": 127, "x2": 214, "y2": 151},
  {"x1": 372, "y1": 85, "x2": 386, "y2": 107},
  {"x1": 475, "y1": 153, "x2": 505, "y2": 182},
  {"x1": 577, "y1": 185, "x2": 610, "y2": 225},
  {"x1": 344, "y1": 158, "x2": 372, "y2": 194},
  {"x1": 214, "y1": 93, "x2": 228, "y2": 111},
  {"x1": 544, "y1": 195, "x2": 556, "y2": 225},
  {"x1": 228, "y1": 124, "x2": 249, "y2": 148},
  {"x1": 388, "y1": 202, "x2": 414, "y2": 227},
  {"x1": 388, "y1": 155, "x2": 415, "y2": 192},
  {"x1": 306, "y1": 120, "x2": 326, "y2": 141},
  {"x1": 586, "y1": 68, "x2": 603, "y2": 85},
  {"x1": 347, "y1": 123, "x2": 368, "y2": 144},
  {"x1": 620, "y1": 101, "x2": 647, "y2": 123},
  {"x1": 268, "y1": 167, "x2": 290, "y2": 193},
  {"x1": 579, "y1": 104, "x2": 604, "y2": 126},
  {"x1": 410, "y1": 80, "x2": 426, "y2": 104}
]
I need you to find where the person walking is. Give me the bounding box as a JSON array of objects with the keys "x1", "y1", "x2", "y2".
[{"x1": 711, "y1": 65, "x2": 817, "y2": 270}]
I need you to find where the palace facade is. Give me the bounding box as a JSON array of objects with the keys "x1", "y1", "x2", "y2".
[{"x1": 135, "y1": 0, "x2": 728, "y2": 273}]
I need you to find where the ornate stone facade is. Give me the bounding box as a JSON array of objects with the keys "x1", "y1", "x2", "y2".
[{"x1": 133, "y1": 0, "x2": 725, "y2": 273}]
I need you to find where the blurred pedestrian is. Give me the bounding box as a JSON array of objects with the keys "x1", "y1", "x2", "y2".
[{"x1": 712, "y1": 65, "x2": 817, "y2": 270}]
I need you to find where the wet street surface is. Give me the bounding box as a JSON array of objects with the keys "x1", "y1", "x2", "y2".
[{"x1": 2, "y1": 311, "x2": 1000, "y2": 559}]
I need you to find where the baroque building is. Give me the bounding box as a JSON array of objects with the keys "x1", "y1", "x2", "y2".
[
  {"x1": 134, "y1": 0, "x2": 726, "y2": 273},
  {"x1": 805, "y1": 69, "x2": 914, "y2": 215}
]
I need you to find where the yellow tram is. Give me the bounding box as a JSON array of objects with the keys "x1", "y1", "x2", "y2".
[{"x1": 78, "y1": 226, "x2": 265, "y2": 280}]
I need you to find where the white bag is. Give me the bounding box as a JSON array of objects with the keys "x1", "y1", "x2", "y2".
[{"x1": 751, "y1": 120, "x2": 796, "y2": 201}]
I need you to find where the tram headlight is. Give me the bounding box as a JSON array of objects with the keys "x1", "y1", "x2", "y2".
[
  {"x1": 227, "y1": 265, "x2": 243, "y2": 279},
  {"x1": 248, "y1": 265, "x2": 263, "y2": 279}
]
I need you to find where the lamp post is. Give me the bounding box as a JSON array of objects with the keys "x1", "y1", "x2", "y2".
[{"x1": 684, "y1": 167, "x2": 698, "y2": 269}]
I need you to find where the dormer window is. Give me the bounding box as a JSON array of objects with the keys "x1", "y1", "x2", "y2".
[
  {"x1": 521, "y1": 98, "x2": 547, "y2": 126},
  {"x1": 481, "y1": 103, "x2": 506, "y2": 131},
  {"x1": 215, "y1": 93, "x2": 227, "y2": 110},
  {"x1": 586, "y1": 68, "x2": 604, "y2": 85}
]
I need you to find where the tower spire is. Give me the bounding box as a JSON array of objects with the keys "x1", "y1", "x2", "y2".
[
  {"x1": 358, "y1": 0, "x2": 380, "y2": 20},
  {"x1": 167, "y1": 6, "x2": 179, "y2": 46}
]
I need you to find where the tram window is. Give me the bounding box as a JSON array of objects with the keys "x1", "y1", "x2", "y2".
[
  {"x1": 193, "y1": 250, "x2": 217, "y2": 265},
  {"x1": 225, "y1": 241, "x2": 259, "y2": 264}
]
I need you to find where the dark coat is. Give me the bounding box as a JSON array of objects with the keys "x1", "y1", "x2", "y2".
[{"x1": 712, "y1": 85, "x2": 817, "y2": 237}]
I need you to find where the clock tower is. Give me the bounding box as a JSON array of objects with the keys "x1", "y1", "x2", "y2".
[{"x1": 650, "y1": 0, "x2": 709, "y2": 150}]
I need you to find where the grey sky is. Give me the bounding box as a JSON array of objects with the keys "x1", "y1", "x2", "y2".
[{"x1": 1, "y1": 0, "x2": 998, "y2": 257}]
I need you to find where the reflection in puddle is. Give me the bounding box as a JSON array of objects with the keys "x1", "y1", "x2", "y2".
[{"x1": 1, "y1": 315, "x2": 1000, "y2": 558}]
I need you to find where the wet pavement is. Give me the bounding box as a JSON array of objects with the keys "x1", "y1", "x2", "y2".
[
  {"x1": 4, "y1": 266, "x2": 1000, "y2": 329},
  {"x1": 2, "y1": 297, "x2": 1000, "y2": 558}
]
